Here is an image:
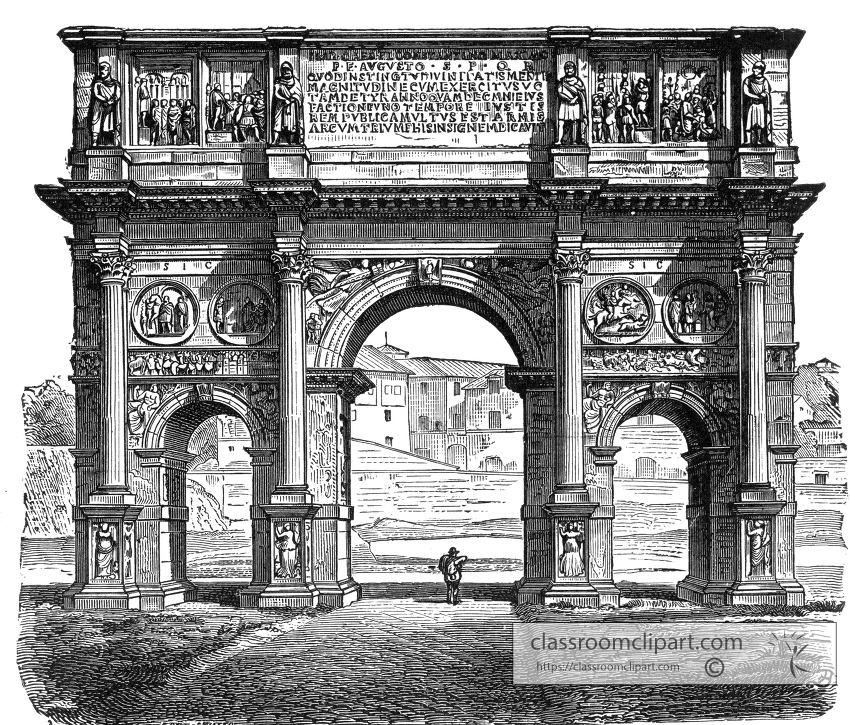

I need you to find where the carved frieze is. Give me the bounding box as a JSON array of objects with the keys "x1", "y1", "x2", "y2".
[
  {"x1": 583, "y1": 346, "x2": 736, "y2": 374},
  {"x1": 129, "y1": 349, "x2": 278, "y2": 377}
]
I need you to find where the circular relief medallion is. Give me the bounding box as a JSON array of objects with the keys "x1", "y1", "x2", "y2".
[
  {"x1": 208, "y1": 281, "x2": 276, "y2": 345},
  {"x1": 131, "y1": 281, "x2": 199, "y2": 345},
  {"x1": 584, "y1": 278, "x2": 655, "y2": 344},
  {"x1": 663, "y1": 279, "x2": 733, "y2": 344}
]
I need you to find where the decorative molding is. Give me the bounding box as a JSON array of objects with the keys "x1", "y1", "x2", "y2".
[
  {"x1": 71, "y1": 349, "x2": 102, "y2": 377},
  {"x1": 306, "y1": 369, "x2": 374, "y2": 401}
]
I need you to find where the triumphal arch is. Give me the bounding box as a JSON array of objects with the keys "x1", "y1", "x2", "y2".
[{"x1": 37, "y1": 25, "x2": 822, "y2": 609}]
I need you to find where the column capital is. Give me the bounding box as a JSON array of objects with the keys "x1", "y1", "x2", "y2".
[
  {"x1": 552, "y1": 250, "x2": 590, "y2": 282},
  {"x1": 90, "y1": 250, "x2": 135, "y2": 285},
  {"x1": 271, "y1": 251, "x2": 313, "y2": 283},
  {"x1": 737, "y1": 248, "x2": 775, "y2": 283}
]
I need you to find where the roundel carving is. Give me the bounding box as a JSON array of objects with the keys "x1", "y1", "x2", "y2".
[
  {"x1": 584, "y1": 278, "x2": 655, "y2": 344},
  {"x1": 208, "y1": 281, "x2": 276, "y2": 346},
  {"x1": 131, "y1": 280, "x2": 199, "y2": 345},
  {"x1": 662, "y1": 279, "x2": 733, "y2": 344}
]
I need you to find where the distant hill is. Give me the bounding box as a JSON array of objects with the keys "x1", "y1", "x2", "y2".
[
  {"x1": 795, "y1": 363, "x2": 840, "y2": 426},
  {"x1": 22, "y1": 381, "x2": 75, "y2": 446},
  {"x1": 353, "y1": 517, "x2": 522, "y2": 542}
]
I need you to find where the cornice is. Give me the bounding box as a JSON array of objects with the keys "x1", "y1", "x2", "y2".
[
  {"x1": 35, "y1": 179, "x2": 825, "y2": 225},
  {"x1": 306, "y1": 368, "x2": 374, "y2": 401}
]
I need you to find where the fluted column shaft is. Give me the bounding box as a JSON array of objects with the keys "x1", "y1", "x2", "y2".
[
  {"x1": 91, "y1": 251, "x2": 134, "y2": 494},
  {"x1": 271, "y1": 251, "x2": 312, "y2": 497},
  {"x1": 552, "y1": 250, "x2": 589, "y2": 499},
  {"x1": 738, "y1": 248, "x2": 773, "y2": 489}
]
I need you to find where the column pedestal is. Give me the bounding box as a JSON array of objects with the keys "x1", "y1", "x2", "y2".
[
  {"x1": 240, "y1": 503, "x2": 321, "y2": 608},
  {"x1": 544, "y1": 502, "x2": 600, "y2": 606},
  {"x1": 726, "y1": 501, "x2": 788, "y2": 605},
  {"x1": 587, "y1": 446, "x2": 620, "y2": 606},
  {"x1": 267, "y1": 146, "x2": 311, "y2": 178},
  {"x1": 63, "y1": 503, "x2": 143, "y2": 610}
]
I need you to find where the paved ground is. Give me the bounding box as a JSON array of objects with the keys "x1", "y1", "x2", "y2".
[
  {"x1": 19, "y1": 584, "x2": 837, "y2": 725},
  {"x1": 134, "y1": 594, "x2": 544, "y2": 724}
]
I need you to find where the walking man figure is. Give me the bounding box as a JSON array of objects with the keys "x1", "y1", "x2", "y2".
[{"x1": 438, "y1": 546, "x2": 468, "y2": 605}]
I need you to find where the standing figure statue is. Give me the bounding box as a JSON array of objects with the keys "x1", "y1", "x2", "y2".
[
  {"x1": 88, "y1": 61, "x2": 121, "y2": 146},
  {"x1": 747, "y1": 519, "x2": 771, "y2": 577},
  {"x1": 557, "y1": 61, "x2": 587, "y2": 145},
  {"x1": 94, "y1": 523, "x2": 118, "y2": 579},
  {"x1": 272, "y1": 62, "x2": 304, "y2": 145},
  {"x1": 558, "y1": 521, "x2": 585, "y2": 577},
  {"x1": 742, "y1": 60, "x2": 772, "y2": 146},
  {"x1": 274, "y1": 522, "x2": 300, "y2": 578}
]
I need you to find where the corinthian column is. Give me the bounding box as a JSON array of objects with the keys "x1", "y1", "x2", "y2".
[
  {"x1": 270, "y1": 249, "x2": 313, "y2": 502},
  {"x1": 544, "y1": 248, "x2": 598, "y2": 607},
  {"x1": 737, "y1": 245, "x2": 774, "y2": 491},
  {"x1": 90, "y1": 250, "x2": 135, "y2": 497},
  {"x1": 552, "y1": 249, "x2": 590, "y2": 502},
  {"x1": 243, "y1": 249, "x2": 320, "y2": 609}
]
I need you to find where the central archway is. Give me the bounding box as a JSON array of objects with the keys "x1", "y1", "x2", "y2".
[{"x1": 312, "y1": 264, "x2": 546, "y2": 370}]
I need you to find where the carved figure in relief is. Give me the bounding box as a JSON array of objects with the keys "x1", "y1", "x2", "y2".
[
  {"x1": 94, "y1": 523, "x2": 118, "y2": 579},
  {"x1": 124, "y1": 523, "x2": 133, "y2": 578},
  {"x1": 88, "y1": 61, "x2": 122, "y2": 147},
  {"x1": 617, "y1": 93, "x2": 638, "y2": 143},
  {"x1": 272, "y1": 62, "x2": 304, "y2": 145},
  {"x1": 128, "y1": 384, "x2": 161, "y2": 436},
  {"x1": 558, "y1": 521, "x2": 585, "y2": 577},
  {"x1": 591, "y1": 93, "x2": 604, "y2": 143},
  {"x1": 274, "y1": 522, "x2": 301, "y2": 579},
  {"x1": 585, "y1": 281, "x2": 652, "y2": 342},
  {"x1": 557, "y1": 61, "x2": 587, "y2": 145},
  {"x1": 582, "y1": 384, "x2": 615, "y2": 433},
  {"x1": 743, "y1": 61, "x2": 773, "y2": 146},
  {"x1": 306, "y1": 312, "x2": 324, "y2": 344},
  {"x1": 633, "y1": 77, "x2": 651, "y2": 127},
  {"x1": 305, "y1": 259, "x2": 374, "y2": 317},
  {"x1": 207, "y1": 83, "x2": 226, "y2": 131},
  {"x1": 747, "y1": 519, "x2": 771, "y2": 576}
]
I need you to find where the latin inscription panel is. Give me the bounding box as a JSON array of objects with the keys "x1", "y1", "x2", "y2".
[{"x1": 304, "y1": 48, "x2": 548, "y2": 147}]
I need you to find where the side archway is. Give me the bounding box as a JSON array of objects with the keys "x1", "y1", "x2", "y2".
[
  {"x1": 588, "y1": 382, "x2": 733, "y2": 605},
  {"x1": 312, "y1": 264, "x2": 546, "y2": 368}
]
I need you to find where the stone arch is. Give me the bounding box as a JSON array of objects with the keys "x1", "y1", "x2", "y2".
[
  {"x1": 143, "y1": 383, "x2": 268, "y2": 451},
  {"x1": 313, "y1": 264, "x2": 545, "y2": 368},
  {"x1": 595, "y1": 382, "x2": 724, "y2": 452}
]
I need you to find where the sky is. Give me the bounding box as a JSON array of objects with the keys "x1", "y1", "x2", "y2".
[{"x1": 364, "y1": 307, "x2": 518, "y2": 364}]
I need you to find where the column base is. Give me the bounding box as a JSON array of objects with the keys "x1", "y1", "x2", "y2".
[
  {"x1": 725, "y1": 578, "x2": 788, "y2": 606},
  {"x1": 543, "y1": 580, "x2": 600, "y2": 608},
  {"x1": 136, "y1": 580, "x2": 198, "y2": 610},
  {"x1": 515, "y1": 577, "x2": 548, "y2": 605},
  {"x1": 675, "y1": 575, "x2": 731, "y2": 606},
  {"x1": 62, "y1": 581, "x2": 141, "y2": 610},
  {"x1": 778, "y1": 578, "x2": 806, "y2": 606},
  {"x1": 315, "y1": 578, "x2": 361, "y2": 608},
  {"x1": 239, "y1": 582, "x2": 320, "y2": 609},
  {"x1": 589, "y1": 581, "x2": 621, "y2": 607}
]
